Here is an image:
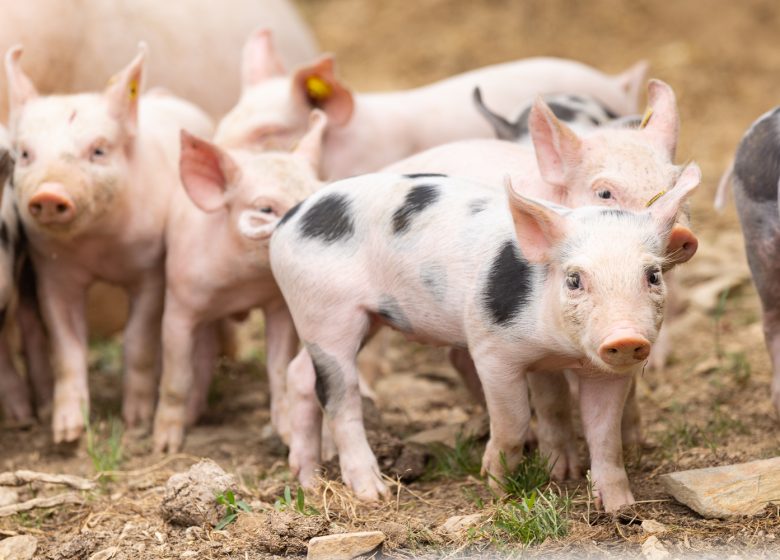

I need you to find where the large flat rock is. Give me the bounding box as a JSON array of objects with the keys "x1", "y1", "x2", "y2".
[{"x1": 660, "y1": 457, "x2": 780, "y2": 518}]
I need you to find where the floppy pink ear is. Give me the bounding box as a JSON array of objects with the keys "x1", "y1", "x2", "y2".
[
  {"x1": 241, "y1": 28, "x2": 286, "y2": 88},
  {"x1": 179, "y1": 130, "x2": 239, "y2": 212},
  {"x1": 505, "y1": 177, "x2": 568, "y2": 263},
  {"x1": 528, "y1": 96, "x2": 583, "y2": 188},
  {"x1": 292, "y1": 55, "x2": 354, "y2": 126},
  {"x1": 4, "y1": 45, "x2": 38, "y2": 124},
  {"x1": 642, "y1": 79, "x2": 679, "y2": 160},
  {"x1": 105, "y1": 43, "x2": 146, "y2": 135},
  {"x1": 615, "y1": 59, "x2": 649, "y2": 113},
  {"x1": 294, "y1": 109, "x2": 328, "y2": 170}
]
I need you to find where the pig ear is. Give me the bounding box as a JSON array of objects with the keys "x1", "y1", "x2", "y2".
[
  {"x1": 179, "y1": 130, "x2": 238, "y2": 212},
  {"x1": 294, "y1": 109, "x2": 328, "y2": 170},
  {"x1": 241, "y1": 28, "x2": 286, "y2": 88},
  {"x1": 4, "y1": 45, "x2": 38, "y2": 123},
  {"x1": 292, "y1": 55, "x2": 354, "y2": 126},
  {"x1": 505, "y1": 177, "x2": 568, "y2": 263},
  {"x1": 529, "y1": 96, "x2": 583, "y2": 188},
  {"x1": 615, "y1": 59, "x2": 649, "y2": 113},
  {"x1": 105, "y1": 44, "x2": 146, "y2": 133},
  {"x1": 473, "y1": 87, "x2": 521, "y2": 141},
  {"x1": 641, "y1": 79, "x2": 679, "y2": 160},
  {"x1": 646, "y1": 163, "x2": 701, "y2": 268}
]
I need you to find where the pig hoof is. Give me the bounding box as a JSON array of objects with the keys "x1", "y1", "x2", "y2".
[
  {"x1": 122, "y1": 397, "x2": 156, "y2": 428},
  {"x1": 344, "y1": 469, "x2": 388, "y2": 502},
  {"x1": 52, "y1": 408, "x2": 85, "y2": 443},
  {"x1": 152, "y1": 405, "x2": 186, "y2": 453},
  {"x1": 547, "y1": 448, "x2": 583, "y2": 482},
  {"x1": 595, "y1": 486, "x2": 635, "y2": 513}
]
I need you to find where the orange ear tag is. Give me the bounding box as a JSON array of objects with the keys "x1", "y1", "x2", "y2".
[
  {"x1": 646, "y1": 190, "x2": 666, "y2": 207},
  {"x1": 128, "y1": 78, "x2": 139, "y2": 101},
  {"x1": 639, "y1": 105, "x2": 654, "y2": 129},
  {"x1": 306, "y1": 75, "x2": 332, "y2": 103}
]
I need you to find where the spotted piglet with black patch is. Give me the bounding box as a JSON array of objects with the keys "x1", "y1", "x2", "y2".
[{"x1": 271, "y1": 166, "x2": 700, "y2": 511}]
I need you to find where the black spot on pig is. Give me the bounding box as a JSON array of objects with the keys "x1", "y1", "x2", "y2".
[
  {"x1": 377, "y1": 294, "x2": 413, "y2": 332},
  {"x1": 0, "y1": 221, "x2": 9, "y2": 248},
  {"x1": 547, "y1": 102, "x2": 577, "y2": 122},
  {"x1": 403, "y1": 173, "x2": 447, "y2": 179},
  {"x1": 420, "y1": 262, "x2": 447, "y2": 302},
  {"x1": 277, "y1": 200, "x2": 303, "y2": 228},
  {"x1": 473, "y1": 87, "x2": 529, "y2": 141},
  {"x1": 307, "y1": 343, "x2": 345, "y2": 410},
  {"x1": 299, "y1": 194, "x2": 354, "y2": 242},
  {"x1": 469, "y1": 198, "x2": 489, "y2": 215},
  {"x1": 734, "y1": 108, "x2": 780, "y2": 203},
  {"x1": 484, "y1": 240, "x2": 532, "y2": 326},
  {"x1": 392, "y1": 184, "x2": 440, "y2": 234}
]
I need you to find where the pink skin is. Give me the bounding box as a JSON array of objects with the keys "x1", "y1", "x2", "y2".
[
  {"x1": 271, "y1": 165, "x2": 700, "y2": 509},
  {"x1": 386, "y1": 80, "x2": 691, "y2": 475},
  {"x1": 0, "y1": 1, "x2": 317, "y2": 121},
  {"x1": 152, "y1": 111, "x2": 328, "y2": 453},
  {"x1": 6, "y1": 45, "x2": 214, "y2": 443},
  {"x1": 215, "y1": 30, "x2": 648, "y2": 179}
]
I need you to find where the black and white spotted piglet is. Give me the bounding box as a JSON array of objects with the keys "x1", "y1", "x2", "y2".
[
  {"x1": 270, "y1": 170, "x2": 699, "y2": 512},
  {"x1": 473, "y1": 87, "x2": 642, "y2": 143}
]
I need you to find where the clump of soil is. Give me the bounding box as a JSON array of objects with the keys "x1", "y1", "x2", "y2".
[
  {"x1": 233, "y1": 510, "x2": 330, "y2": 555},
  {"x1": 160, "y1": 459, "x2": 237, "y2": 527}
]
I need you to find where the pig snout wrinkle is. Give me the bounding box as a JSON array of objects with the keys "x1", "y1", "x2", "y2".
[
  {"x1": 598, "y1": 333, "x2": 651, "y2": 366},
  {"x1": 28, "y1": 183, "x2": 76, "y2": 225}
]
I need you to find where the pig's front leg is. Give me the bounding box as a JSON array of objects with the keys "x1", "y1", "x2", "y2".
[
  {"x1": 263, "y1": 301, "x2": 299, "y2": 441},
  {"x1": 154, "y1": 290, "x2": 198, "y2": 452},
  {"x1": 763, "y1": 309, "x2": 780, "y2": 415},
  {"x1": 578, "y1": 374, "x2": 634, "y2": 512},
  {"x1": 0, "y1": 327, "x2": 34, "y2": 426},
  {"x1": 471, "y1": 347, "x2": 530, "y2": 490},
  {"x1": 185, "y1": 322, "x2": 219, "y2": 426},
  {"x1": 36, "y1": 270, "x2": 89, "y2": 442},
  {"x1": 122, "y1": 272, "x2": 165, "y2": 428},
  {"x1": 527, "y1": 371, "x2": 582, "y2": 481}
]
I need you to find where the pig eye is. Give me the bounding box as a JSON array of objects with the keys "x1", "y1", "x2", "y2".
[
  {"x1": 90, "y1": 146, "x2": 108, "y2": 162},
  {"x1": 646, "y1": 267, "x2": 662, "y2": 286},
  {"x1": 597, "y1": 189, "x2": 612, "y2": 200},
  {"x1": 17, "y1": 148, "x2": 31, "y2": 165},
  {"x1": 565, "y1": 272, "x2": 582, "y2": 290},
  {"x1": 259, "y1": 206, "x2": 274, "y2": 214}
]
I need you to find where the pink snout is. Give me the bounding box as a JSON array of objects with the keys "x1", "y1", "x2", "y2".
[
  {"x1": 598, "y1": 330, "x2": 651, "y2": 367},
  {"x1": 28, "y1": 183, "x2": 76, "y2": 225}
]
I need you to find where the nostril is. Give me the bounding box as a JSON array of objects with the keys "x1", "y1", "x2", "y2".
[
  {"x1": 56, "y1": 203, "x2": 68, "y2": 214},
  {"x1": 608, "y1": 348, "x2": 618, "y2": 354},
  {"x1": 30, "y1": 203, "x2": 42, "y2": 215},
  {"x1": 634, "y1": 346, "x2": 643, "y2": 352}
]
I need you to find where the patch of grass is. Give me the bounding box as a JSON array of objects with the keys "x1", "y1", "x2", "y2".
[
  {"x1": 481, "y1": 489, "x2": 570, "y2": 547},
  {"x1": 424, "y1": 434, "x2": 483, "y2": 480},
  {"x1": 273, "y1": 485, "x2": 320, "y2": 516},
  {"x1": 83, "y1": 410, "x2": 123, "y2": 481},
  {"x1": 491, "y1": 451, "x2": 550, "y2": 498},
  {"x1": 215, "y1": 490, "x2": 252, "y2": 530},
  {"x1": 88, "y1": 338, "x2": 123, "y2": 373},
  {"x1": 660, "y1": 406, "x2": 748, "y2": 457}
]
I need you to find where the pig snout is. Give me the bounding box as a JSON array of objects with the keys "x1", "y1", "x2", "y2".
[
  {"x1": 597, "y1": 329, "x2": 651, "y2": 367},
  {"x1": 28, "y1": 183, "x2": 77, "y2": 225}
]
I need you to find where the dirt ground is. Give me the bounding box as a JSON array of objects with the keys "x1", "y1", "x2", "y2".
[{"x1": 3, "y1": 0, "x2": 780, "y2": 558}]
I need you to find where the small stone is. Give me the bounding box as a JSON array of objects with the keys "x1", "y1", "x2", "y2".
[
  {"x1": 660, "y1": 457, "x2": 780, "y2": 518},
  {"x1": 88, "y1": 547, "x2": 119, "y2": 560},
  {"x1": 160, "y1": 459, "x2": 238, "y2": 527},
  {"x1": 0, "y1": 488, "x2": 18, "y2": 508},
  {"x1": 307, "y1": 531, "x2": 385, "y2": 560},
  {"x1": 0, "y1": 535, "x2": 37, "y2": 560},
  {"x1": 440, "y1": 513, "x2": 483, "y2": 535},
  {"x1": 641, "y1": 535, "x2": 670, "y2": 560},
  {"x1": 641, "y1": 519, "x2": 668, "y2": 535}
]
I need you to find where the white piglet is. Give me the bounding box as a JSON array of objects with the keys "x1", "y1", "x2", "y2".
[{"x1": 270, "y1": 169, "x2": 700, "y2": 512}]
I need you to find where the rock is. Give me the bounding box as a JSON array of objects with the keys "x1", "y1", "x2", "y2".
[
  {"x1": 0, "y1": 535, "x2": 37, "y2": 560},
  {"x1": 160, "y1": 459, "x2": 238, "y2": 527},
  {"x1": 89, "y1": 547, "x2": 119, "y2": 560},
  {"x1": 440, "y1": 513, "x2": 483, "y2": 535},
  {"x1": 641, "y1": 519, "x2": 668, "y2": 535},
  {"x1": 0, "y1": 488, "x2": 18, "y2": 508},
  {"x1": 307, "y1": 531, "x2": 385, "y2": 560},
  {"x1": 641, "y1": 535, "x2": 670, "y2": 560},
  {"x1": 660, "y1": 457, "x2": 780, "y2": 518}
]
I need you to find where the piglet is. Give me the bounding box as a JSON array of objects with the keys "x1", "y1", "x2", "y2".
[
  {"x1": 5, "y1": 45, "x2": 214, "y2": 442},
  {"x1": 270, "y1": 166, "x2": 699, "y2": 511},
  {"x1": 152, "y1": 111, "x2": 328, "y2": 452},
  {"x1": 215, "y1": 30, "x2": 647, "y2": 178}
]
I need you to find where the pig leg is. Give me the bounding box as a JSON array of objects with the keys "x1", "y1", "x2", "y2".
[
  {"x1": 621, "y1": 378, "x2": 642, "y2": 448},
  {"x1": 448, "y1": 347, "x2": 485, "y2": 403},
  {"x1": 471, "y1": 346, "x2": 530, "y2": 491},
  {"x1": 286, "y1": 348, "x2": 323, "y2": 487},
  {"x1": 526, "y1": 371, "x2": 581, "y2": 480},
  {"x1": 0, "y1": 326, "x2": 33, "y2": 426},
  {"x1": 263, "y1": 302, "x2": 299, "y2": 441},
  {"x1": 122, "y1": 273, "x2": 165, "y2": 428},
  {"x1": 36, "y1": 270, "x2": 89, "y2": 442},
  {"x1": 154, "y1": 291, "x2": 198, "y2": 452},
  {"x1": 17, "y1": 257, "x2": 53, "y2": 417},
  {"x1": 578, "y1": 374, "x2": 634, "y2": 512},
  {"x1": 185, "y1": 322, "x2": 219, "y2": 426}
]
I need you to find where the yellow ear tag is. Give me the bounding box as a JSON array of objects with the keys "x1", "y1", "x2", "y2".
[
  {"x1": 306, "y1": 75, "x2": 332, "y2": 102},
  {"x1": 639, "y1": 105, "x2": 654, "y2": 129},
  {"x1": 646, "y1": 190, "x2": 666, "y2": 207},
  {"x1": 128, "y1": 78, "x2": 139, "y2": 101}
]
